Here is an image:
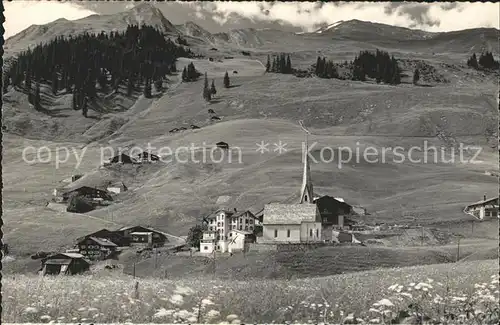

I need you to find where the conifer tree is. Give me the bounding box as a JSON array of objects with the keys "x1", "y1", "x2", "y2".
[
  {"x1": 286, "y1": 55, "x2": 292, "y2": 73},
  {"x1": 315, "y1": 56, "x2": 322, "y2": 76},
  {"x1": 34, "y1": 81, "x2": 41, "y2": 110},
  {"x1": 413, "y1": 68, "x2": 420, "y2": 85},
  {"x1": 223, "y1": 71, "x2": 230, "y2": 88},
  {"x1": 210, "y1": 80, "x2": 217, "y2": 95},
  {"x1": 154, "y1": 78, "x2": 163, "y2": 93},
  {"x1": 143, "y1": 78, "x2": 152, "y2": 98},
  {"x1": 182, "y1": 67, "x2": 188, "y2": 81},
  {"x1": 3, "y1": 73, "x2": 10, "y2": 94},
  {"x1": 271, "y1": 57, "x2": 277, "y2": 72},
  {"x1": 202, "y1": 72, "x2": 211, "y2": 101},
  {"x1": 82, "y1": 95, "x2": 88, "y2": 117},
  {"x1": 51, "y1": 71, "x2": 58, "y2": 95},
  {"x1": 266, "y1": 55, "x2": 271, "y2": 72}
]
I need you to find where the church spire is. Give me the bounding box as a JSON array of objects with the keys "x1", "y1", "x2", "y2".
[{"x1": 299, "y1": 133, "x2": 314, "y2": 204}]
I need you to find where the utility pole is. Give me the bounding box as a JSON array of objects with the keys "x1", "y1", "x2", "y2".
[
  {"x1": 133, "y1": 262, "x2": 136, "y2": 278},
  {"x1": 456, "y1": 238, "x2": 461, "y2": 262}
]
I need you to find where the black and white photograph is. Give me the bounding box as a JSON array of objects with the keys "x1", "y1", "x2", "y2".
[{"x1": 1, "y1": 0, "x2": 499, "y2": 324}]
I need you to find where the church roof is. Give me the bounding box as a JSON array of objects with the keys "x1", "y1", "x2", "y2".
[{"x1": 263, "y1": 203, "x2": 319, "y2": 224}]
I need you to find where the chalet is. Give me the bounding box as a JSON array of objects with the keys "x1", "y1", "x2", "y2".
[
  {"x1": 60, "y1": 186, "x2": 113, "y2": 203},
  {"x1": 76, "y1": 229, "x2": 129, "y2": 247},
  {"x1": 40, "y1": 253, "x2": 90, "y2": 276},
  {"x1": 229, "y1": 210, "x2": 259, "y2": 231},
  {"x1": 204, "y1": 209, "x2": 235, "y2": 240},
  {"x1": 115, "y1": 226, "x2": 169, "y2": 247},
  {"x1": 315, "y1": 195, "x2": 352, "y2": 241},
  {"x1": 137, "y1": 151, "x2": 160, "y2": 163},
  {"x1": 216, "y1": 141, "x2": 229, "y2": 150},
  {"x1": 76, "y1": 236, "x2": 117, "y2": 260},
  {"x1": 107, "y1": 153, "x2": 136, "y2": 164},
  {"x1": 464, "y1": 195, "x2": 499, "y2": 220},
  {"x1": 106, "y1": 181, "x2": 128, "y2": 194}
]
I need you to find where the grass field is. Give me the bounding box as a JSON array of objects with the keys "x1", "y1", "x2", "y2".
[{"x1": 2, "y1": 260, "x2": 498, "y2": 323}]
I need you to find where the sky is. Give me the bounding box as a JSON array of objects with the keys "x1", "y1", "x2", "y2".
[{"x1": 4, "y1": 1, "x2": 500, "y2": 39}]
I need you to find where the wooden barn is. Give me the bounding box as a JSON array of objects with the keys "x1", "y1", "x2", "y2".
[
  {"x1": 137, "y1": 151, "x2": 160, "y2": 163},
  {"x1": 40, "y1": 253, "x2": 90, "y2": 275},
  {"x1": 464, "y1": 195, "x2": 499, "y2": 220},
  {"x1": 61, "y1": 186, "x2": 113, "y2": 202},
  {"x1": 115, "y1": 226, "x2": 169, "y2": 248},
  {"x1": 76, "y1": 237, "x2": 117, "y2": 260},
  {"x1": 76, "y1": 229, "x2": 130, "y2": 247}
]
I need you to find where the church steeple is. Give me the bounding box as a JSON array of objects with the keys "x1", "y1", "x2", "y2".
[{"x1": 299, "y1": 133, "x2": 314, "y2": 204}]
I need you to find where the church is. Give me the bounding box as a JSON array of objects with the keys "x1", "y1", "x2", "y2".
[{"x1": 261, "y1": 136, "x2": 354, "y2": 243}]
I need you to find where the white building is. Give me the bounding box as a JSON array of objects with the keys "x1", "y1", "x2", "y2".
[
  {"x1": 200, "y1": 209, "x2": 257, "y2": 253},
  {"x1": 464, "y1": 196, "x2": 499, "y2": 220}
]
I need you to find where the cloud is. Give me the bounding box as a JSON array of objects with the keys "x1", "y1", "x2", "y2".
[
  {"x1": 4, "y1": 0, "x2": 97, "y2": 39},
  {"x1": 182, "y1": 1, "x2": 499, "y2": 32}
]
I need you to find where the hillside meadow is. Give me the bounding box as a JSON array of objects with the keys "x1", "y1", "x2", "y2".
[{"x1": 2, "y1": 260, "x2": 498, "y2": 324}]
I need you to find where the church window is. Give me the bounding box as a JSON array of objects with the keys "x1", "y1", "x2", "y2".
[
  {"x1": 309, "y1": 229, "x2": 313, "y2": 237},
  {"x1": 287, "y1": 229, "x2": 290, "y2": 237},
  {"x1": 274, "y1": 229, "x2": 278, "y2": 238}
]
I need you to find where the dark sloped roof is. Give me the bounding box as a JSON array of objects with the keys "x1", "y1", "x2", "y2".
[
  {"x1": 263, "y1": 203, "x2": 319, "y2": 224},
  {"x1": 88, "y1": 237, "x2": 118, "y2": 247}
]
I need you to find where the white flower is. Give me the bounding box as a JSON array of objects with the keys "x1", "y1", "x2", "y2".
[
  {"x1": 400, "y1": 292, "x2": 412, "y2": 298},
  {"x1": 369, "y1": 308, "x2": 381, "y2": 313},
  {"x1": 24, "y1": 307, "x2": 38, "y2": 314},
  {"x1": 206, "y1": 310, "x2": 221, "y2": 319},
  {"x1": 226, "y1": 314, "x2": 239, "y2": 321},
  {"x1": 201, "y1": 298, "x2": 214, "y2": 306},
  {"x1": 78, "y1": 307, "x2": 86, "y2": 312},
  {"x1": 344, "y1": 313, "x2": 355, "y2": 321},
  {"x1": 88, "y1": 307, "x2": 98, "y2": 312},
  {"x1": 452, "y1": 296, "x2": 467, "y2": 302},
  {"x1": 188, "y1": 316, "x2": 198, "y2": 323},
  {"x1": 369, "y1": 318, "x2": 380, "y2": 323},
  {"x1": 231, "y1": 319, "x2": 241, "y2": 324},
  {"x1": 169, "y1": 294, "x2": 184, "y2": 305},
  {"x1": 174, "y1": 286, "x2": 194, "y2": 295},
  {"x1": 388, "y1": 284, "x2": 399, "y2": 291},
  {"x1": 376, "y1": 298, "x2": 394, "y2": 307},
  {"x1": 153, "y1": 308, "x2": 174, "y2": 318},
  {"x1": 40, "y1": 315, "x2": 51, "y2": 321},
  {"x1": 174, "y1": 309, "x2": 192, "y2": 320},
  {"x1": 409, "y1": 282, "x2": 416, "y2": 286}
]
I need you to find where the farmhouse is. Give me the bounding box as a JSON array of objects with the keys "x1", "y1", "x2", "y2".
[
  {"x1": 464, "y1": 195, "x2": 499, "y2": 220},
  {"x1": 137, "y1": 151, "x2": 160, "y2": 162},
  {"x1": 40, "y1": 253, "x2": 90, "y2": 276},
  {"x1": 76, "y1": 228, "x2": 130, "y2": 247},
  {"x1": 107, "y1": 153, "x2": 136, "y2": 164},
  {"x1": 315, "y1": 195, "x2": 352, "y2": 241},
  {"x1": 115, "y1": 226, "x2": 169, "y2": 247},
  {"x1": 106, "y1": 181, "x2": 128, "y2": 194},
  {"x1": 60, "y1": 186, "x2": 113, "y2": 203},
  {"x1": 76, "y1": 236, "x2": 117, "y2": 260}
]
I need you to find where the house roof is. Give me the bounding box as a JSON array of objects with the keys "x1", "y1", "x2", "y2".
[
  {"x1": 107, "y1": 181, "x2": 127, "y2": 188},
  {"x1": 88, "y1": 237, "x2": 118, "y2": 247},
  {"x1": 466, "y1": 197, "x2": 499, "y2": 208},
  {"x1": 231, "y1": 210, "x2": 256, "y2": 218},
  {"x1": 117, "y1": 225, "x2": 168, "y2": 236},
  {"x1": 45, "y1": 259, "x2": 72, "y2": 265},
  {"x1": 205, "y1": 209, "x2": 235, "y2": 219},
  {"x1": 263, "y1": 203, "x2": 319, "y2": 224},
  {"x1": 130, "y1": 232, "x2": 153, "y2": 235}
]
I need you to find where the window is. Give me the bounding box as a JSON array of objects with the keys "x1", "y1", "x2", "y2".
[
  {"x1": 287, "y1": 229, "x2": 290, "y2": 237},
  {"x1": 209, "y1": 226, "x2": 213, "y2": 231},
  {"x1": 309, "y1": 229, "x2": 313, "y2": 237},
  {"x1": 217, "y1": 222, "x2": 220, "y2": 227},
  {"x1": 245, "y1": 219, "x2": 248, "y2": 224},
  {"x1": 217, "y1": 245, "x2": 220, "y2": 250},
  {"x1": 240, "y1": 218, "x2": 242, "y2": 223},
  {"x1": 249, "y1": 219, "x2": 253, "y2": 224},
  {"x1": 249, "y1": 226, "x2": 253, "y2": 231},
  {"x1": 239, "y1": 225, "x2": 242, "y2": 230},
  {"x1": 210, "y1": 219, "x2": 214, "y2": 224},
  {"x1": 204, "y1": 246, "x2": 208, "y2": 250},
  {"x1": 245, "y1": 226, "x2": 248, "y2": 230},
  {"x1": 81, "y1": 245, "x2": 86, "y2": 249},
  {"x1": 316, "y1": 229, "x2": 319, "y2": 237},
  {"x1": 229, "y1": 233, "x2": 232, "y2": 237},
  {"x1": 232, "y1": 225, "x2": 236, "y2": 229},
  {"x1": 274, "y1": 229, "x2": 278, "y2": 238}
]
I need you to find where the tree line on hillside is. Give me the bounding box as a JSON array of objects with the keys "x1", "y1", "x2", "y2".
[
  {"x1": 3, "y1": 24, "x2": 194, "y2": 115},
  {"x1": 351, "y1": 49, "x2": 401, "y2": 84},
  {"x1": 315, "y1": 57, "x2": 339, "y2": 79},
  {"x1": 266, "y1": 53, "x2": 293, "y2": 74},
  {"x1": 467, "y1": 52, "x2": 499, "y2": 70}
]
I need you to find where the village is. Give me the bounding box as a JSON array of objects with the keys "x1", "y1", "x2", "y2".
[{"x1": 20, "y1": 136, "x2": 498, "y2": 277}]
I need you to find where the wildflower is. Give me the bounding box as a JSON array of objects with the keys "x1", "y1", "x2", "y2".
[
  {"x1": 400, "y1": 292, "x2": 412, "y2": 298},
  {"x1": 88, "y1": 307, "x2": 98, "y2": 312},
  {"x1": 409, "y1": 283, "x2": 416, "y2": 286},
  {"x1": 24, "y1": 307, "x2": 38, "y2": 314},
  {"x1": 174, "y1": 286, "x2": 194, "y2": 295},
  {"x1": 369, "y1": 308, "x2": 381, "y2": 313},
  {"x1": 344, "y1": 313, "x2": 355, "y2": 322},
  {"x1": 369, "y1": 318, "x2": 380, "y2": 323},
  {"x1": 175, "y1": 309, "x2": 192, "y2": 319},
  {"x1": 169, "y1": 294, "x2": 184, "y2": 305},
  {"x1": 77, "y1": 307, "x2": 86, "y2": 312},
  {"x1": 388, "y1": 284, "x2": 399, "y2": 291},
  {"x1": 40, "y1": 315, "x2": 51, "y2": 321},
  {"x1": 206, "y1": 310, "x2": 221, "y2": 320},
  {"x1": 231, "y1": 319, "x2": 241, "y2": 324},
  {"x1": 201, "y1": 298, "x2": 214, "y2": 306},
  {"x1": 375, "y1": 298, "x2": 394, "y2": 307},
  {"x1": 452, "y1": 296, "x2": 467, "y2": 302},
  {"x1": 227, "y1": 314, "x2": 239, "y2": 321},
  {"x1": 153, "y1": 308, "x2": 174, "y2": 318},
  {"x1": 188, "y1": 316, "x2": 198, "y2": 323}
]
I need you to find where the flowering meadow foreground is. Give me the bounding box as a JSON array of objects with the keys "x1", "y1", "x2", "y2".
[{"x1": 3, "y1": 260, "x2": 499, "y2": 324}]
